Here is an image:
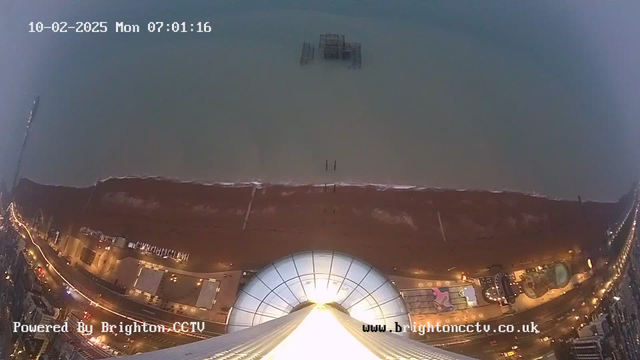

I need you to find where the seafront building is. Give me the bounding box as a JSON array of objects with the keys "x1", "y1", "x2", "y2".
[{"x1": 119, "y1": 252, "x2": 474, "y2": 360}]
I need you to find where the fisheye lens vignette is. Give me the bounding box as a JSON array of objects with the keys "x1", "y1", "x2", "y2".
[{"x1": 1, "y1": 1, "x2": 640, "y2": 360}]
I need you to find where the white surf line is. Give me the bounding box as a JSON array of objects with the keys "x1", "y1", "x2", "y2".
[
  {"x1": 242, "y1": 184, "x2": 258, "y2": 230},
  {"x1": 8, "y1": 204, "x2": 206, "y2": 339}
]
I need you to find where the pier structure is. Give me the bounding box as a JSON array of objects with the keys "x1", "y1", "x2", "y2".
[
  {"x1": 348, "y1": 42, "x2": 362, "y2": 69},
  {"x1": 319, "y1": 34, "x2": 362, "y2": 69},
  {"x1": 300, "y1": 34, "x2": 361, "y2": 69},
  {"x1": 299, "y1": 42, "x2": 315, "y2": 66}
]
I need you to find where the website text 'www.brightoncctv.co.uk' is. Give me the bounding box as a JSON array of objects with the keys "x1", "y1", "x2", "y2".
[{"x1": 363, "y1": 322, "x2": 540, "y2": 336}]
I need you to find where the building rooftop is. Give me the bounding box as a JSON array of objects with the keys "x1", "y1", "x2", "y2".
[
  {"x1": 116, "y1": 305, "x2": 473, "y2": 360},
  {"x1": 228, "y1": 251, "x2": 410, "y2": 334}
]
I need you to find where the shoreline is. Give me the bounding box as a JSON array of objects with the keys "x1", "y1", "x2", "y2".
[{"x1": 19, "y1": 175, "x2": 617, "y2": 203}]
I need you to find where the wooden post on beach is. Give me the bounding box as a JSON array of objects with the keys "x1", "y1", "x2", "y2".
[
  {"x1": 333, "y1": 160, "x2": 337, "y2": 193},
  {"x1": 578, "y1": 195, "x2": 588, "y2": 224}
]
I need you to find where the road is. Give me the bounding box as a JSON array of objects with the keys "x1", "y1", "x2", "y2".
[
  {"x1": 431, "y1": 276, "x2": 600, "y2": 359},
  {"x1": 19, "y1": 235, "x2": 204, "y2": 356},
  {"x1": 428, "y1": 198, "x2": 638, "y2": 359},
  {"x1": 22, "y1": 230, "x2": 225, "y2": 334},
  {"x1": 33, "y1": 237, "x2": 224, "y2": 336},
  {"x1": 7, "y1": 205, "x2": 220, "y2": 356}
]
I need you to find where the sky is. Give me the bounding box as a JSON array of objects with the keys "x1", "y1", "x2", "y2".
[{"x1": 1, "y1": 0, "x2": 639, "y2": 201}]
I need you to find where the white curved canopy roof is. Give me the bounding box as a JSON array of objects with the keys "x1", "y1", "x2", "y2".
[{"x1": 228, "y1": 251, "x2": 411, "y2": 335}]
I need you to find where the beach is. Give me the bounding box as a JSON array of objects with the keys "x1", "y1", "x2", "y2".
[{"x1": 14, "y1": 177, "x2": 624, "y2": 276}]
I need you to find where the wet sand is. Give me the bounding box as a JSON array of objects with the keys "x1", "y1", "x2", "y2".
[{"x1": 14, "y1": 178, "x2": 626, "y2": 276}]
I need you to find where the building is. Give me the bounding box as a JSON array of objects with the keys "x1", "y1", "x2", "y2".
[
  {"x1": 578, "y1": 314, "x2": 610, "y2": 338},
  {"x1": 482, "y1": 271, "x2": 519, "y2": 305},
  {"x1": 42, "y1": 312, "x2": 112, "y2": 360},
  {"x1": 45, "y1": 331, "x2": 88, "y2": 360},
  {"x1": 118, "y1": 251, "x2": 474, "y2": 359},
  {"x1": 19, "y1": 292, "x2": 59, "y2": 359},
  {"x1": 228, "y1": 251, "x2": 411, "y2": 334},
  {"x1": 569, "y1": 336, "x2": 605, "y2": 360}
]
